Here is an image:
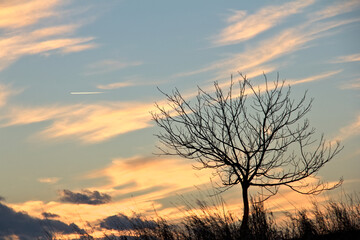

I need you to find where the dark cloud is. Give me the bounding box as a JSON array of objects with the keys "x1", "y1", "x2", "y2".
[
  {"x1": 68, "y1": 223, "x2": 87, "y2": 235},
  {"x1": 42, "y1": 212, "x2": 60, "y2": 219},
  {"x1": 59, "y1": 189, "x2": 111, "y2": 205},
  {"x1": 100, "y1": 213, "x2": 156, "y2": 230},
  {"x1": 0, "y1": 202, "x2": 81, "y2": 240},
  {"x1": 0, "y1": 196, "x2": 5, "y2": 202}
]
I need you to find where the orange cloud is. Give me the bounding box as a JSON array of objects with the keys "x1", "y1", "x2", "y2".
[
  {"x1": 216, "y1": 19, "x2": 356, "y2": 78},
  {"x1": 214, "y1": 0, "x2": 359, "y2": 47},
  {"x1": 70, "y1": 156, "x2": 212, "y2": 220},
  {"x1": 0, "y1": 84, "x2": 22, "y2": 108},
  {"x1": 340, "y1": 79, "x2": 360, "y2": 89},
  {"x1": 214, "y1": 0, "x2": 314, "y2": 46},
  {"x1": 6, "y1": 155, "x2": 216, "y2": 229},
  {"x1": 287, "y1": 70, "x2": 342, "y2": 85},
  {"x1": 62, "y1": 43, "x2": 97, "y2": 53},
  {"x1": 174, "y1": 7, "x2": 359, "y2": 86},
  {"x1": 197, "y1": 70, "x2": 341, "y2": 102},
  {"x1": 0, "y1": 28, "x2": 95, "y2": 70},
  {"x1": 0, "y1": 1, "x2": 96, "y2": 71},
  {"x1": 7, "y1": 156, "x2": 341, "y2": 232},
  {"x1": 331, "y1": 53, "x2": 360, "y2": 63},
  {"x1": 85, "y1": 156, "x2": 213, "y2": 193},
  {"x1": 96, "y1": 76, "x2": 160, "y2": 90},
  {"x1": 97, "y1": 82, "x2": 134, "y2": 90},
  {"x1": 0, "y1": 0, "x2": 61, "y2": 29},
  {"x1": 1, "y1": 101, "x2": 156, "y2": 143},
  {"x1": 37, "y1": 177, "x2": 60, "y2": 184},
  {"x1": 310, "y1": 0, "x2": 360, "y2": 22},
  {"x1": 2, "y1": 104, "x2": 76, "y2": 126},
  {"x1": 333, "y1": 114, "x2": 360, "y2": 142}
]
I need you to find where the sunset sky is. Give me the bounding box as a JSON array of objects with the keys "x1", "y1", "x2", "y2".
[{"x1": 0, "y1": 0, "x2": 359, "y2": 238}]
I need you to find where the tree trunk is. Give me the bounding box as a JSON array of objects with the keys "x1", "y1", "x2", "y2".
[{"x1": 240, "y1": 184, "x2": 250, "y2": 237}]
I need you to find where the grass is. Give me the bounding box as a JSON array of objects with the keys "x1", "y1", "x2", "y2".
[{"x1": 44, "y1": 193, "x2": 360, "y2": 240}]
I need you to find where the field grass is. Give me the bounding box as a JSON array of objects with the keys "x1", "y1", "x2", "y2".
[{"x1": 45, "y1": 193, "x2": 360, "y2": 240}]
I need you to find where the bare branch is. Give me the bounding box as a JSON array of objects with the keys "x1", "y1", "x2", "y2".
[{"x1": 152, "y1": 73, "x2": 343, "y2": 232}]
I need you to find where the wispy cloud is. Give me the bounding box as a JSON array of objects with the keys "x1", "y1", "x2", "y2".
[
  {"x1": 213, "y1": 0, "x2": 359, "y2": 47},
  {"x1": 0, "y1": 26, "x2": 95, "y2": 71},
  {"x1": 333, "y1": 114, "x2": 360, "y2": 142},
  {"x1": 0, "y1": 0, "x2": 61, "y2": 29},
  {"x1": 96, "y1": 75, "x2": 162, "y2": 90},
  {"x1": 287, "y1": 70, "x2": 342, "y2": 85},
  {"x1": 309, "y1": 0, "x2": 360, "y2": 22},
  {"x1": 201, "y1": 70, "x2": 342, "y2": 106},
  {"x1": 216, "y1": 19, "x2": 357, "y2": 78},
  {"x1": 40, "y1": 103, "x2": 152, "y2": 143},
  {"x1": 340, "y1": 79, "x2": 360, "y2": 89},
  {"x1": 61, "y1": 43, "x2": 97, "y2": 53},
  {"x1": 85, "y1": 59, "x2": 143, "y2": 75},
  {"x1": 174, "y1": 1, "x2": 359, "y2": 87},
  {"x1": 331, "y1": 53, "x2": 360, "y2": 63},
  {"x1": 85, "y1": 155, "x2": 214, "y2": 204},
  {"x1": 38, "y1": 177, "x2": 60, "y2": 184},
  {"x1": 214, "y1": 0, "x2": 314, "y2": 46},
  {"x1": 0, "y1": 84, "x2": 22, "y2": 108},
  {"x1": 247, "y1": 70, "x2": 342, "y2": 93},
  {"x1": 0, "y1": 68, "x2": 342, "y2": 144},
  {"x1": 97, "y1": 82, "x2": 134, "y2": 90},
  {"x1": 0, "y1": 0, "x2": 96, "y2": 71},
  {"x1": 1, "y1": 101, "x2": 155, "y2": 143},
  {"x1": 4, "y1": 156, "x2": 215, "y2": 230},
  {"x1": 83, "y1": 154, "x2": 332, "y2": 221},
  {"x1": 178, "y1": 17, "x2": 358, "y2": 84}
]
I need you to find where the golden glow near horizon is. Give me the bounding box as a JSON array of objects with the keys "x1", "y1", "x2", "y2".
[{"x1": 0, "y1": 0, "x2": 359, "y2": 238}]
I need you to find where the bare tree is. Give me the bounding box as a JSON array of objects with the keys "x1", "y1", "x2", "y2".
[{"x1": 151, "y1": 73, "x2": 343, "y2": 234}]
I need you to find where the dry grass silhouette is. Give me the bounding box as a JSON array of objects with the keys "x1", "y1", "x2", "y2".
[{"x1": 42, "y1": 192, "x2": 359, "y2": 240}]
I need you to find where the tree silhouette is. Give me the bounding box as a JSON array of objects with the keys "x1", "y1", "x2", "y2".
[{"x1": 151, "y1": 73, "x2": 343, "y2": 234}]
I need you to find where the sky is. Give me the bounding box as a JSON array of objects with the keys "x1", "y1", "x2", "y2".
[{"x1": 0, "y1": 0, "x2": 359, "y2": 238}]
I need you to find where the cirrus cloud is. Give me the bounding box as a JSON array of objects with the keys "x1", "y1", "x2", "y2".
[
  {"x1": 0, "y1": 84, "x2": 22, "y2": 108},
  {"x1": 0, "y1": 0, "x2": 96, "y2": 71},
  {"x1": 309, "y1": 0, "x2": 360, "y2": 22},
  {"x1": 333, "y1": 114, "x2": 360, "y2": 142},
  {"x1": 214, "y1": 0, "x2": 314, "y2": 46},
  {"x1": 340, "y1": 79, "x2": 360, "y2": 90},
  {"x1": 97, "y1": 82, "x2": 134, "y2": 90},
  {"x1": 0, "y1": 101, "x2": 154, "y2": 143},
  {"x1": 37, "y1": 177, "x2": 60, "y2": 184},
  {"x1": 0, "y1": 0, "x2": 61, "y2": 29},
  {"x1": 331, "y1": 53, "x2": 360, "y2": 63}
]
